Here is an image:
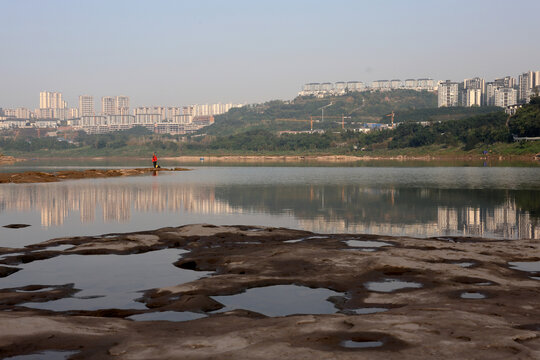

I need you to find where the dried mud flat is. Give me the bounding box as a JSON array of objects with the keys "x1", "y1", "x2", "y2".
[
  {"x1": 0, "y1": 167, "x2": 191, "y2": 184},
  {"x1": 1, "y1": 224, "x2": 539, "y2": 359}
]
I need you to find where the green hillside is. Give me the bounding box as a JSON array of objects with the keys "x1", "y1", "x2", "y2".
[
  {"x1": 206, "y1": 90, "x2": 438, "y2": 136},
  {"x1": 205, "y1": 90, "x2": 504, "y2": 136}
]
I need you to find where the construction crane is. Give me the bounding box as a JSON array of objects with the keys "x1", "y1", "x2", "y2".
[
  {"x1": 341, "y1": 115, "x2": 351, "y2": 130},
  {"x1": 319, "y1": 102, "x2": 334, "y2": 122},
  {"x1": 386, "y1": 111, "x2": 395, "y2": 128}
]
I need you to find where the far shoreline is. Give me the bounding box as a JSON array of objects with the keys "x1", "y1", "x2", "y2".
[{"x1": 2, "y1": 153, "x2": 539, "y2": 164}]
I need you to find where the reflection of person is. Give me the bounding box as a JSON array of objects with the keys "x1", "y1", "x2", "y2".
[{"x1": 152, "y1": 153, "x2": 157, "y2": 168}]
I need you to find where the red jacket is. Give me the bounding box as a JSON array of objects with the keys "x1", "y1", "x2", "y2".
[{"x1": 152, "y1": 155, "x2": 157, "y2": 162}]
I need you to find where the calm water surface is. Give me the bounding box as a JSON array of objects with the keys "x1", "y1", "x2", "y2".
[{"x1": 1, "y1": 165, "x2": 540, "y2": 247}]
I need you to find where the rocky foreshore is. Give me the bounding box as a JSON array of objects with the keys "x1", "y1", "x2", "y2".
[
  {"x1": 0, "y1": 167, "x2": 191, "y2": 184},
  {"x1": 0, "y1": 224, "x2": 539, "y2": 359},
  {"x1": 0, "y1": 155, "x2": 18, "y2": 165}
]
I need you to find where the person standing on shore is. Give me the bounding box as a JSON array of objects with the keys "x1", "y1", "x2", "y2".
[{"x1": 152, "y1": 153, "x2": 158, "y2": 168}]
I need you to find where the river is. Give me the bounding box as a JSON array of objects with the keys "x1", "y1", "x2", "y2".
[{"x1": 1, "y1": 163, "x2": 539, "y2": 247}]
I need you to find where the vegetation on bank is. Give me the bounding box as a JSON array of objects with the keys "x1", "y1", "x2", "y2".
[
  {"x1": 0, "y1": 95, "x2": 539, "y2": 159},
  {"x1": 206, "y1": 90, "x2": 500, "y2": 136}
]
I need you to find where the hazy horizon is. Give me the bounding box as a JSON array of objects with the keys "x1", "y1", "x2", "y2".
[{"x1": 1, "y1": 0, "x2": 539, "y2": 109}]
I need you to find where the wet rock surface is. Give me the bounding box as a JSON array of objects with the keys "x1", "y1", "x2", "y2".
[
  {"x1": 0, "y1": 167, "x2": 191, "y2": 184},
  {"x1": 2, "y1": 224, "x2": 31, "y2": 229},
  {"x1": 0, "y1": 224, "x2": 539, "y2": 359}
]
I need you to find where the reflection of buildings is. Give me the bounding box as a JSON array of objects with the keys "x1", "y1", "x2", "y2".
[
  {"x1": 299, "y1": 201, "x2": 539, "y2": 240},
  {"x1": 0, "y1": 183, "x2": 243, "y2": 227},
  {"x1": 0, "y1": 183, "x2": 538, "y2": 240}
]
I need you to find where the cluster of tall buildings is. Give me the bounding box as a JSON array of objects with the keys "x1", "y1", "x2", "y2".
[
  {"x1": 0, "y1": 92, "x2": 243, "y2": 134},
  {"x1": 299, "y1": 71, "x2": 540, "y2": 110},
  {"x1": 438, "y1": 71, "x2": 540, "y2": 108},
  {"x1": 298, "y1": 78, "x2": 436, "y2": 97}
]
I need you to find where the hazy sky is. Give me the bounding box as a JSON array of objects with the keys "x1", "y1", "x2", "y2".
[{"x1": 1, "y1": 0, "x2": 539, "y2": 109}]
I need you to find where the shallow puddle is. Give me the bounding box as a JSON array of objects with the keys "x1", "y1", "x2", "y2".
[
  {"x1": 460, "y1": 292, "x2": 486, "y2": 299},
  {"x1": 15, "y1": 287, "x2": 56, "y2": 293},
  {"x1": 508, "y1": 261, "x2": 540, "y2": 273},
  {"x1": 364, "y1": 279, "x2": 422, "y2": 293},
  {"x1": 341, "y1": 340, "x2": 383, "y2": 349},
  {"x1": 45, "y1": 244, "x2": 75, "y2": 251},
  {"x1": 350, "y1": 307, "x2": 388, "y2": 315},
  {"x1": 212, "y1": 285, "x2": 341, "y2": 317},
  {"x1": 128, "y1": 311, "x2": 206, "y2": 322},
  {"x1": 346, "y1": 240, "x2": 393, "y2": 248},
  {"x1": 284, "y1": 235, "x2": 330, "y2": 244},
  {"x1": 3, "y1": 350, "x2": 78, "y2": 360},
  {"x1": 2, "y1": 249, "x2": 208, "y2": 311},
  {"x1": 455, "y1": 262, "x2": 475, "y2": 268},
  {"x1": 283, "y1": 238, "x2": 304, "y2": 244}
]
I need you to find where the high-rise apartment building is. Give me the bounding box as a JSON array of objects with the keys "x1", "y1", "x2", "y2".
[
  {"x1": 494, "y1": 76, "x2": 516, "y2": 88},
  {"x1": 101, "y1": 96, "x2": 130, "y2": 115},
  {"x1": 464, "y1": 77, "x2": 485, "y2": 91},
  {"x1": 494, "y1": 88, "x2": 517, "y2": 107},
  {"x1": 519, "y1": 71, "x2": 540, "y2": 103},
  {"x1": 463, "y1": 77, "x2": 485, "y2": 106},
  {"x1": 101, "y1": 97, "x2": 116, "y2": 115},
  {"x1": 485, "y1": 83, "x2": 497, "y2": 106},
  {"x1": 438, "y1": 80, "x2": 460, "y2": 107},
  {"x1": 116, "y1": 96, "x2": 130, "y2": 115},
  {"x1": 464, "y1": 88, "x2": 482, "y2": 107},
  {"x1": 79, "y1": 95, "x2": 94, "y2": 116},
  {"x1": 39, "y1": 91, "x2": 66, "y2": 109}
]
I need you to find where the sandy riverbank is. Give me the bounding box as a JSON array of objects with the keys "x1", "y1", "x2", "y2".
[
  {"x1": 0, "y1": 224, "x2": 539, "y2": 359},
  {"x1": 0, "y1": 167, "x2": 190, "y2": 184}
]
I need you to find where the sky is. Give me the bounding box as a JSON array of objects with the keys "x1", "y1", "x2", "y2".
[{"x1": 1, "y1": 0, "x2": 539, "y2": 109}]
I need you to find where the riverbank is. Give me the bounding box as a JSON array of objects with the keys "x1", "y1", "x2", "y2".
[
  {"x1": 1, "y1": 224, "x2": 539, "y2": 359},
  {"x1": 0, "y1": 155, "x2": 19, "y2": 165},
  {"x1": 164, "y1": 153, "x2": 540, "y2": 163},
  {"x1": 0, "y1": 167, "x2": 190, "y2": 184}
]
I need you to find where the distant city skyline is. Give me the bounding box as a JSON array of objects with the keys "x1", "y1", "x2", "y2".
[{"x1": 1, "y1": 0, "x2": 539, "y2": 108}]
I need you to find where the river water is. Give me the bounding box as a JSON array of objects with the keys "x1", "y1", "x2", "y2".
[{"x1": 1, "y1": 164, "x2": 540, "y2": 247}]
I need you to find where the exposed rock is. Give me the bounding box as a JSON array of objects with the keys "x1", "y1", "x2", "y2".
[
  {"x1": 2, "y1": 224, "x2": 31, "y2": 229},
  {"x1": 0, "y1": 167, "x2": 191, "y2": 184},
  {"x1": 0, "y1": 224, "x2": 539, "y2": 359}
]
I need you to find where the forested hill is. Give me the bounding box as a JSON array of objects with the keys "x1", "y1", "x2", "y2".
[
  {"x1": 508, "y1": 96, "x2": 540, "y2": 137},
  {"x1": 205, "y1": 90, "x2": 438, "y2": 136},
  {"x1": 205, "y1": 90, "x2": 501, "y2": 136}
]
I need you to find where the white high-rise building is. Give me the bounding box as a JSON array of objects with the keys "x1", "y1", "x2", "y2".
[
  {"x1": 485, "y1": 82, "x2": 497, "y2": 106},
  {"x1": 438, "y1": 81, "x2": 460, "y2": 107},
  {"x1": 494, "y1": 88, "x2": 517, "y2": 107},
  {"x1": 464, "y1": 77, "x2": 485, "y2": 91},
  {"x1": 79, "y1": 95, "x2": 94, "y2": 116},
  {"x1": 494, "y1": 76, "x2": 516, "y2": 88},
  {"x1": 101, "y1": 97, "x2": 116, "y2": 115},
  {"x1": 519, "y1": 71, "x2": 540, "y2": 103},
  {"x1": 39, "y1": 91, "x2": 66, "y2": 109},
  {"x1": 101, "y1": 96, "x2": 130, "y2": 115},
  {"x1": 464, "y1": 88, "x2": 482, "y2": 107},
  {"x1": 116, "y1": 96, "x2": 130, "y2": 115}
]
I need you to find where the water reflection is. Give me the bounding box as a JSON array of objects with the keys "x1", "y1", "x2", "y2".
[{"x1": 0, "y1": 172, "x2": 539, "y2": 240}]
